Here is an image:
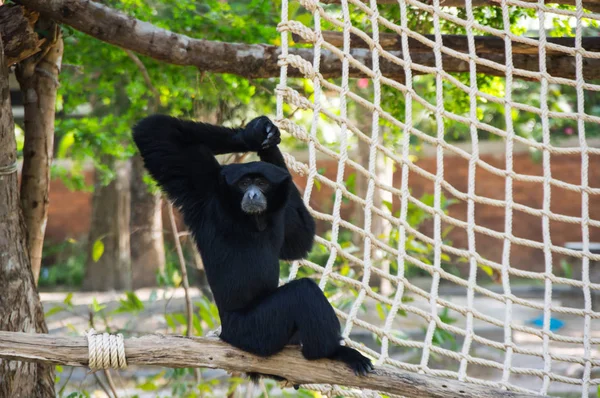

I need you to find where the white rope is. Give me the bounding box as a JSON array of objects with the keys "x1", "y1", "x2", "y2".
[
  {"x1": 0, "y1": 161, "x2": 18, "y2": 175},
  {"x1": 500, "y1": 0, "x2": 516, "y2": 389},
  {"x1": 319, "y1": 0, "x2": 351, "y2": 292},
  {"x1": 457, "y1": 0, "x2": 479, "y2": 381},
  {"x1": 575, "y1": 0, "x2": 594, "y2": 396},
  {"x1": 86, "y1": 329, "x2": 127, "y2": 370},
  {"x1": 276, "y1": 0, "x2": 600, "y2": 395},
  {"x1": 537, "y1": 2, "x2": 554, "y2": 393}
]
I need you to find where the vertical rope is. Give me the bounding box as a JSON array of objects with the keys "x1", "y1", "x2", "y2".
[
  {"x1": 378, "y1": 0, "x2": 414, "y2": 366},
  {"x1": 277, "y1": 0, "x2": 302, "y2": 282},
  {"x1": 457, "y1": 0, "x2": 479, "y2": 381},
  {"x1": 288, "y1": 0, "x2": 323, "y2": 282},
  {"x1": 419, "y1": 0, "x2": 446, "y2": 372},
  {"x1": 575, "y1": 0, "x2": 593, "y2": 395},
  {"x1": 319, "y1": 0, "x2": 351, "y2": 291},
  {"x1": 500, "y1": 0, "x2": 516, "y2": 387},
  {"x1": 536, "y1": 2, "x2": 554, "y2": 394},
  {"x1": 276, "y1": 0, "x2": 288, "y2": 121},
  {"x1": 343, "y1": 0, "x2": 382, "y2": 339}
]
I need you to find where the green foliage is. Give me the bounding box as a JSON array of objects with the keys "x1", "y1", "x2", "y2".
[
  {"x1": 56, "y1": 0, "x2": 281, "y2": 188},
  {"x1": 39, "y1": 239, "x2": 87, "y2": 288},
  {"x1": 426, "y1": 307, "x2": 459, "y2": 352}
]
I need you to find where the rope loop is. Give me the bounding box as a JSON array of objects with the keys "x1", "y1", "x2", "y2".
[
  {"x1": 0, "y1": 161, "x2": 18, "y2": 176},
  {"x1": 86, "y1": 328, "x2": 127, "y2": 370}
]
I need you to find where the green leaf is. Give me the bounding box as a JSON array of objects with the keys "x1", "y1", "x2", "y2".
[
  {"x1": 382, "y1": 200, "x2": 393, "y2": 212},
  {"x1": 313, "y1": 178, "x2": 321, "y2": 192},
  {"x1": 90, "y1": 297, "x2": 106, "y2": 313},
  {"x1": 165, "y1": 314, "x2": 177, "y2": 330},
  {"x1": 172, "y1": 270, "x2": 182, "y2": 287},
  {"x1": 192, "y1": 314, "x2": 203, "y2": 335},
  {"x1": 174, "y1": 313, "x2": 187, "y2": 325},
  {"x1": 45, "y1": 306, "x2": 64, "y2": 317},
  {"x1": 92, "y1": 239, "x2": 104, "y2": 262},
  {"x1": 479, "y1": 264, "x2": 494, "y2": 278},
  {"x1": 63, "y1": 292, "x2": 74, "y2": 307},
  {"x1": 57, "y1": 131, "x2": 75, "y2": 158},
  {"x1": 137, "y1": 381, "x2": 159, "y2": 391},
  {"x1": 375, "y1": 302, "x2": 387, "y2": 320}
]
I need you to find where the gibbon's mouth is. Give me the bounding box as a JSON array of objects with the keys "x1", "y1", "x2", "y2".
[{"x1": 241, "y1": 203, "x2": 267, "y2": 215}]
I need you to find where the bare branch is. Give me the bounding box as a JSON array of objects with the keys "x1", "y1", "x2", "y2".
[
  {"x1": 0, "y1": 331, "x2": 552, "y2": 398},
  {"x1": 123, "y1": 49, "x2": 162, "y2": 110},
  {"x1": 16, "y1": 0, "x2": 600, "y2": 80},
  {"x1": 167, "y1": 204, "x2": 194, "y2": 338}
]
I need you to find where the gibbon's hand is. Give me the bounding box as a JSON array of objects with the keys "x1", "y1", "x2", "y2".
[{"x1": 240, "y1": 116, "x2": 281, "y2": 152}]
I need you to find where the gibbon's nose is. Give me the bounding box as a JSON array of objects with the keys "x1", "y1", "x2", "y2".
[{"x1": 249, "y1": 191, "x2": 258, "y2": 200}]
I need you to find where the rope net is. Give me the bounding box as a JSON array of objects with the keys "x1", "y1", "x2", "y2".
[{"x1": 274, "y1": 0, "x2": 600, "y2": 396}]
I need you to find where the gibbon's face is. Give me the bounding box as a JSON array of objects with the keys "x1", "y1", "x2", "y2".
[{"x1": 238, "y1": 174, "x2": 270, "y2": 214}]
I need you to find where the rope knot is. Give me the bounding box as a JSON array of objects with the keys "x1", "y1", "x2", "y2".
[{"x1": 86, "y1": 328, "x2": 127, "y2": 370}]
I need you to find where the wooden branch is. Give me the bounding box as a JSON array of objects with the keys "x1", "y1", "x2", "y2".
[
  {"x1": 16, "y1": 21, "x2": 63, "y2": 285},
  {"x1": 293, "y1": 31, "x2": 600, "y2": 55},
  {"x1": 16, "y1": 0, "x2": 600, "y2": 80},
  {"x1": 0, "y1": 331, "x2": 551, "y2": 398},
  {"x1": 0, "y1": 5, "x2": 45, "y2": 66},
  {"x1": 320, "y1": 0, "x2": 600, "y2": 13}
]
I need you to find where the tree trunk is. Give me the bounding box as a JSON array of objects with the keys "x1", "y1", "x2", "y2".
[
  {"x1": 352, "y1": 110, "x2": 393, "y2": 296},
  {"x1": 0, "y1": 31, "x2": 55, "y2": 398},
  {"x1": 83, "y1": 159, "x2": 132, "y2": 291},
  {"x1": 16, "y1": 22, "x2": 63, "y2": 284},
  {"x1": 130, "y1": 154, "x2": 165, "y2": 289}
]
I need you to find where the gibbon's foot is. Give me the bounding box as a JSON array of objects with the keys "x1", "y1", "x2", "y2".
[
  {"x1": 329, "y1": 346, "x2": 374, "y2": 376},
  {"x1": 247, "y1": 373, "x2": 300, "y2": 390}
]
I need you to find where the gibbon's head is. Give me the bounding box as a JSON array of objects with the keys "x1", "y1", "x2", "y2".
[{"x1": 221, "y1": 162, "x2": 291, "y2": 215}]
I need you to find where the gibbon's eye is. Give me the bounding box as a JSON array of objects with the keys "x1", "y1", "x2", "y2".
[
  {"x1": 255, "y1": 178, "x2": 270, "y2": 191},
  {"x1": 239, "y1": 178, "x2": 252, "y2": 190}
]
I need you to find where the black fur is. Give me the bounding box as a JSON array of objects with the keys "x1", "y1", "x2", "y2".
[{"x1": 133, "y1": 114, "x2": 373, "y2": 383}]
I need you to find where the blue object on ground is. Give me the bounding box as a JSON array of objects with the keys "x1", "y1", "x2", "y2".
[{"x1": 529, "y1": 316, "x2": 565, "y2": 331}]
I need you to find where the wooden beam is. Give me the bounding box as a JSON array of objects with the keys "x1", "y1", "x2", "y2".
[
  {"x1": 293, "y1": 31, "x2": 600, "y2": 55},
  {"x1": 0, "y1": 5, "x2": 45, "y2": 66},
  {"x1": 0, "y1": 331, "x2": 552, "y2": 398},
  {"x1": 15, "y1": 0, "x2": 600, "y2": 80},
  {"x1": 320, "y1": 0, "x2": 600, "y2": 13}
]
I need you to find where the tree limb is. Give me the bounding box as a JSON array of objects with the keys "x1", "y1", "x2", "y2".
[
  {"x1": 16, "y1": 0, "x2": 600, "y2": 80},
  {"x1": 293, "y1": 31, "x2": 600, "y2": 55},
  {"x1": 320, "y1": 0, "x2": 600, "y2": 12},
  {"x1": 0, "y1": 331, "x2": 552, "y2": 398}
]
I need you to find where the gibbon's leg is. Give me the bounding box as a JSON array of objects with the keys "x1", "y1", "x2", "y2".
[
  {"x1": 220, "y1": 278, "x2": 340, "y2": 360},
  {"x1": 220, "y1": 278, "x2": 373, "y2": 378},
  {"x1": 218, "y1": 278, "x2": 335, "y2": 357}
]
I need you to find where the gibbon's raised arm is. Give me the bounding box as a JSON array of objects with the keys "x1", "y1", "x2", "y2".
[
  {"x1": 132, "y1": 114, "x2": 246, "y2": 209},
  {"x1": 258, "y1": 146, "x2": 316, "y2": 260}
]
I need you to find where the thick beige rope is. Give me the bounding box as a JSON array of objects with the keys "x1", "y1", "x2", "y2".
[{"x1": 86, "y1": 329, "x2": 127, "y2": 370}]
